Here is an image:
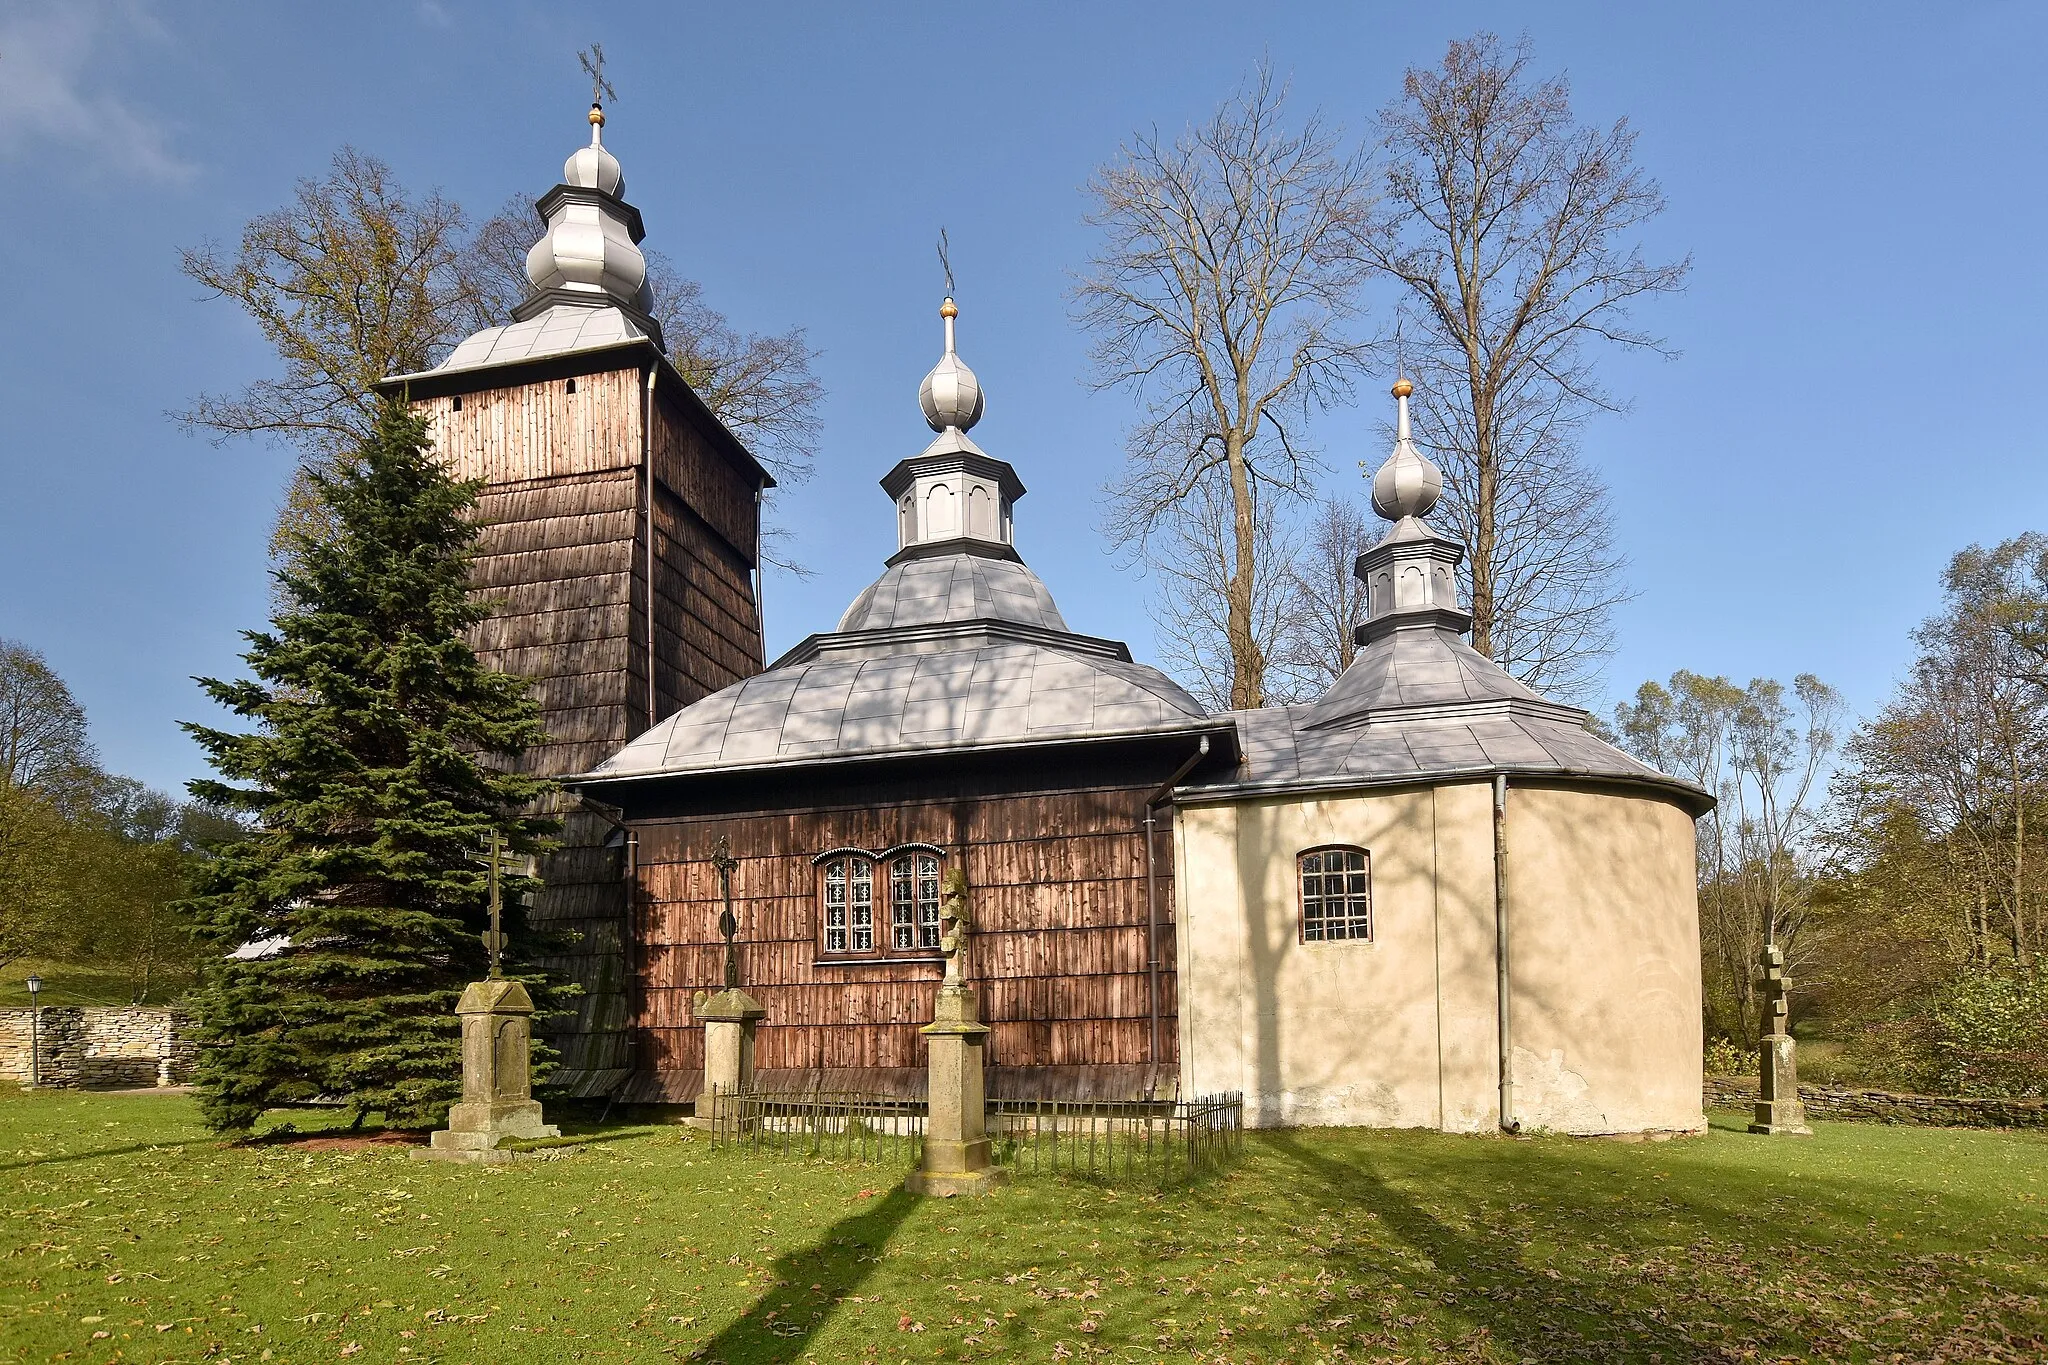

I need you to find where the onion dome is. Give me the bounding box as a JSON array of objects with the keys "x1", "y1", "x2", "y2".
[
  {"x1": 524, "y1": 100, "x2": 649, "y2": 310},
  {"x1": 1370, "y1": 376, "x2": 1442, "y2": 520},
  {"x1": 918, "y1": 298, "x2": 985, "y2": 432},
  {"x1": 887, "y1": 297, "x2": 1021, "y2": 556},
  {"x1": 1350, "y1": 377, "x2": 1470, "y2": 645},
  {"x1": 563, "y1": 102, "x2": 624, "y2": 196}
]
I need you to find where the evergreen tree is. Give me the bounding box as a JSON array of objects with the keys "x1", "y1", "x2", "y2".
[{"x1": 183, "y1": 400, "x2": 557, "y2": 1134}]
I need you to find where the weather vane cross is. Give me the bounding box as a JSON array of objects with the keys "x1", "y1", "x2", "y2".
[
  {"x1": 937, "y1": 227, "x2": 955, "y2": 297},
  {"x1": 579, "y1": 44, "x2": 615, "y2": 109}
]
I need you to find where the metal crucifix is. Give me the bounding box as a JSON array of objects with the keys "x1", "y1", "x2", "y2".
[
  {"x1": 712, "y1": 834, "x2": 741, "y2": 989},
  {"x1": 579, "y1": 44, "x2": 616, "y2": 110},
  {"x1": 482, "y1": 830, "x2": 509, "y2": 978}
]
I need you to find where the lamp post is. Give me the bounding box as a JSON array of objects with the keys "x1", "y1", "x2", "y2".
[{"x1": 24, "y1": 973, "x2": 42, "y2": 1089}]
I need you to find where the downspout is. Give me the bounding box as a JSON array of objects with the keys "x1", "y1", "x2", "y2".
[
  {"x1": 1494, "y1": 773, "x2": 1519, "y2": 1133},
  {"x1": 625, "y1": 828, "x2": 640, "y2": 1071},
  {"x1": 1144, "y1": 736, "x2": 1211, "y2": 1070},
  {"x1": 754, "y1": 486, "x2": 767, "y2": 666},
  {"x1": 643, "y1": 367, "x2": 659, "y2": 728}
]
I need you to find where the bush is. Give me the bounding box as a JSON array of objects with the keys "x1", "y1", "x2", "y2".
[
  {"x1": 1927, "y1": 967, "x2": 2048, "y2": 1098},
  {"x1": 1703, "y1": 1036, "x2": 1751, "y2": 1077}
]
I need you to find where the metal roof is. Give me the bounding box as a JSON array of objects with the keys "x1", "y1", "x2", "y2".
[
  {"x1": 1181, "y1": 622, "x2": 1711, "y2": 813},
  {"x1": 580, "y1": 633, "x2": 1210, "y2": 783},
  {"x1": 836, "y1": 552, "x2": 1068, "y2": 634}
]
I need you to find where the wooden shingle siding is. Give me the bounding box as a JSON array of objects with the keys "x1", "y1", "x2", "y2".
[
  {"x1": 407, "y1": 359, "x2": 766, "y2": 1092},
  {"x1": 626, "y1": 771, "x2": 1180, "y2": 1097}
]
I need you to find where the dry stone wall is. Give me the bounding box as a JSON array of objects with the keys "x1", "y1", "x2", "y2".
[
  {"x1": 1705, "y1": 1073, "x2": 2048, "y2": 1130},
  {"x1": 0, "y1": 1007, "x2": 193, "y2": 1089}
]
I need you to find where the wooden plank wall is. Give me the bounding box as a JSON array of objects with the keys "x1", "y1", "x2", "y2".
[
  {"x1": 411, "y1": 364, "x2": 766, "y2": 1092},
  {"x1": 628, "y1": 779, "x2": 1178, "y2": 1100}
]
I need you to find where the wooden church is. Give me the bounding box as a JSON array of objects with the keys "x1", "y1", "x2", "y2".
[{"x1": 393, "y1": 102, "x2": 1714, "y2": 1133}]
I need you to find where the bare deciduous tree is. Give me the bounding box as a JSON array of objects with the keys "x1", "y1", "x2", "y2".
[
  {"x1": 1408, "y1": 374, "x2": 1627, "y2": 701},
  {"x1": 1282, "y1": 494, "x2": 1373, "y2": 690},
  {"x1": 1077, "y1": 64, "x2": 1374, "y2": 709},
  {"x1": 1366, "y1": 33, "x2": 1683, "y2": 685},
  {"x1": 1149, "y1": 470, "x2": 1312, "y2": 711}
]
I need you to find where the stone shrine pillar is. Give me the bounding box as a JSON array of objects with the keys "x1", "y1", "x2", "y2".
[
  {"x1": 423, "y1": 979, "x2": 562, "y2": 1162},
  {"x1": 907, "y1": 984, "x2": 1008, "y2": 1196},
  {"x1": 690, "y1": 988, "x2": 767, "y2": 1131},
  {"x1": 1749, "y1": 945, "x2": 1812, "y2": 1136}
]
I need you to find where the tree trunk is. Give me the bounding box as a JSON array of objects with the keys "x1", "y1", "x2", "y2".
[{"x1": 1224, "y1": 432, "x2": 1263, "y2": 710}]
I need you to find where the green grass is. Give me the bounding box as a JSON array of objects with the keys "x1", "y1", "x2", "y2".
[
  {"x1": 3, "y1": 1092, "x2": 2045, "y2": 1363},
  {"x1": 0, "y1": 960, "x2": 184, "y2": 1009}
]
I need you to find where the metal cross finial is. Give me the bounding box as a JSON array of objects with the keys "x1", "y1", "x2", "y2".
[
  {"x1": 937, "y1": 227, "x2": 954, "y2": 298},
  {"x1": 482, "y1": 830, "x2": 509, "y2": 978},
  {"x1": 579, "y1": 44, "x2": 616, "y2": 108},
  {"x1": 711, "y1": 834, "x2": 741, "y2": 989}
]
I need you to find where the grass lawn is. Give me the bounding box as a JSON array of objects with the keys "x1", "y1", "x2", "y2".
[{"x1": 2, "y1": 1090, "x2": 2044, "y2": 1364}]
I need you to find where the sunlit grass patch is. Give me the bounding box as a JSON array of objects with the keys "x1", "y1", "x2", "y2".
[{"x1": 3, "y1": 1091, "x2": 2044, "y2": 1363}]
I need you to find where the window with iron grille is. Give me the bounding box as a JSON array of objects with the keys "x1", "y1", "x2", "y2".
[
  {"x1": 890, "y1": 852, "x2": 943, "y2": 950},
  {"x1": 821, "y1": 855, "x2": 875, "y2": 953},
  {"x1": 1299, "y1": 846, "x2": 1371, "y2": 942}
]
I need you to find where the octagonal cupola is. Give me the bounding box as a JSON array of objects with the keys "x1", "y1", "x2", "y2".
[
  {"x1": 881, "y1": 297, "x2": 1026, "y2": 560},
  {"x1": 1354, "y1": 377, "x2": 1471, "y2": 643},
  {"x1": 516, "y1": 100, "x2": 661, "y2": 344}
]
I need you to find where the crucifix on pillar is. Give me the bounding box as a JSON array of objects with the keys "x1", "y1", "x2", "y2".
[
  {"x1": 712, "y1": 834, "x2": 741, "y2": 989},
  {"x1": 691, "y1": 832, "x2": 765, "y2": 1129},
  {"x1": 482, "y1": 830, "x2": 509, "y2": 978}
]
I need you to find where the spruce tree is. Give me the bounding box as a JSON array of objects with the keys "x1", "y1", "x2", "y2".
[{"x1": 183, "y1": 400, "x2": 557, "y2": 1134}]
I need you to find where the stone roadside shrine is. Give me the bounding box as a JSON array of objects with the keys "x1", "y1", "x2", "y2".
[{"x1": 421, "y1": 834, "x2": 563, "y2": 1162}]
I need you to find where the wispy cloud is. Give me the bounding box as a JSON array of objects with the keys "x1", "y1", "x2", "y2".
[{"x1": 0, "y1": 1, "x2": 194, "y2": 183}]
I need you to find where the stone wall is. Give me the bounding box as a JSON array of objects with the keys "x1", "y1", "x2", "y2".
[
  {"x1": 1705, "y1": 1073, "x2": 2048, "y2": 1130},
  {"x1": 0, "y1": 1007, "x2": 194, "y2": 1089}
]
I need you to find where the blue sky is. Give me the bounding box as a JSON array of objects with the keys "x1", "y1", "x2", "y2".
[{"x1": 3, "y1": 1, "x2": 2045, "y2": 796}]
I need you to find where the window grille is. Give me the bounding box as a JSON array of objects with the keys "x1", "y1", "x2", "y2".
[
  {"x1": 1299, "y1": 847, "x2": 1371, "y2": 942},
  {"x1": 890, "y1": 852, "x2": 943, "y2": 950},
  {"x1": 822, "y1": 856, "x2": 875, "y2": 953}
]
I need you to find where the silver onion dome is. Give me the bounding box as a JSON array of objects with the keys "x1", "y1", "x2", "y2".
[
  {"x1": 918, "y1": 297, "x2": 985, "y2": 432},
  {"x1": 524, "y1": 102, "x2": 647, "y2": 306},
  {"x1": 1370, "y1": 376, "x2": 1443, "y2": 521},
  {"x1": 563, "y1": 103, "x2": 624, "y2": 195}
]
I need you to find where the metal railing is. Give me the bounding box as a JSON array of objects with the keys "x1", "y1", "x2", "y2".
[
  {"x1": 707, "y1": 1086, "x2": 1243, "y2": 1185},
  {"x1": 708, "y1": 1086, "x2": 926, "y2": 1165},
  {"x1": 990, "y1": 1092, "x2": 1243, "y2": 1183}
]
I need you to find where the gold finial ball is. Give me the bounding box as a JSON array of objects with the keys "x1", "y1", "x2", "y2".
[
  {"x1": 940, "y1": 298, "x2": 958, "y2": 319},
  {"x1": 1391, "y1": 376, "x2": 1414, "y2": 399},
  {"x1": 588, "y1": 103, "x2": 606, "y2": 128}
]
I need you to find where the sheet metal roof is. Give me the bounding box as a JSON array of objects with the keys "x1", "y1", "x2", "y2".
[{"x1": 1181, "y1": 622, "x2": 1710, "y2": 812}]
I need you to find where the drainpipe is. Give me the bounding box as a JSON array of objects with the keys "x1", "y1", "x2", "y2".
[
  {"x1": 644, "y1": 368, "x2": 659, "y2": 728},
  {"x1": 754, "y1": 486, "x2": 767, "y2": 665},
  {"x1": 1144, "y1": 736, "x2": 1211, "y2": 1069},
  {"x1": 1494, "y1": 773, "x2": 1519, "y2": 1133},
  {"x1": 625, "y1": 828, "x2": 640, "y2": 1070}
]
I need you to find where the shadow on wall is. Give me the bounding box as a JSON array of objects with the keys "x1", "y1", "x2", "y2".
[{"x1": 1239, "y1": 791, "x2": 1475, "y2": 1130}]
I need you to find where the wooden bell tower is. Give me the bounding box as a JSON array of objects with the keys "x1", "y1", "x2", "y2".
[{"x1": 377, "y1": 98, "x2": 771, "y2": 1093}]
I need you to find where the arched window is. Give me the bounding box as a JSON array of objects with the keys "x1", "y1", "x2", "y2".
[
  {"x1": 1299, "y1": 846, "x2": 1371, "y2": 942},
  {"x1": 890, "y1": 851, "x2": 943, "y2": 951},
  {"x1": 820, "y1": 855, "x2": 875, "y2": 954}
]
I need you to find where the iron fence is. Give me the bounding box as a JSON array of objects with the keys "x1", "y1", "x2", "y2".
[
  {"x1": 706, "y1": 1086, "x2": 1243, "y2": 1185},
  {"x1": 708, "y1": 1086, "x2": 926, "y2": 1165},
  {"x1": 990, "y1": 1092, "x2": 1243, "y2": 1183}
]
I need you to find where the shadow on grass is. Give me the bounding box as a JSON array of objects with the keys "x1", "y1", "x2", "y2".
[
  {"x1": 688, "y1": 1181, "x2": 922, "y2": 1365},
  {"x1": 1265, "y1": 1132, "x2": 1733, "y2": 1364},
  {"x1": 0, "y1": 1136, "x2": 217, "y2": 1174}
]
